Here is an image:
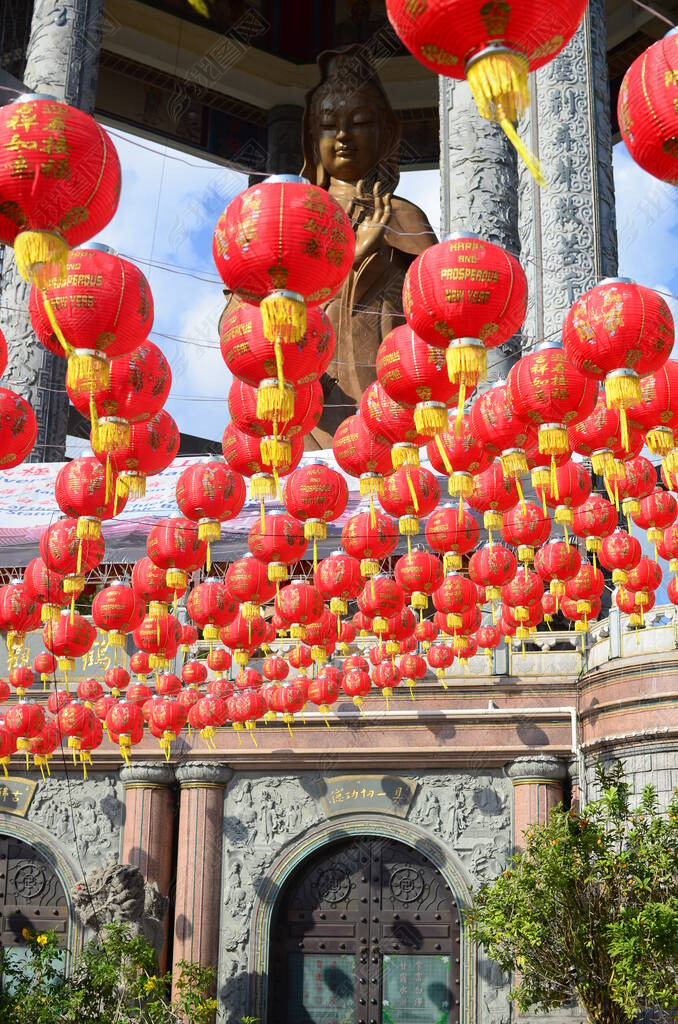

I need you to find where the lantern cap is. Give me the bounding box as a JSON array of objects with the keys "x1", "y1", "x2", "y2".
[
  {"x1": 535, "y1": 341, "x2": 563, "y2": 353},
  {"x1": 447, "y1": 336, "x2": 483, "y2": 349},
  {"x1": 263, "y1": 174, "x2": 309, "y2": 185},
  {"x1": 13, "y1": 92, "x2": 58, "y2": 103},
  {"x1": 598, "y1": 276, "x2": 633, "y2": 286},
  {"x1": 444, "y1": 230, "x2": 481, "y2": 243},
  {"x1": 665, "y1": 26, "x2": 678, "y2": 37},
  {"x1": 465, "y1": 42, "x2": 520, "y2": 72},
  {"x1": 83, "y1": 243, "x2": 118, "y2": 255}
]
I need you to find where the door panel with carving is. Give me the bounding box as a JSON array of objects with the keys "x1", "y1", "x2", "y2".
[
  {"x1": 0, "y1": 835, "x2": 69, "y2": 947},
  {"x1": 270, "y1": 837, "x2": 461, "y2": 1024}
]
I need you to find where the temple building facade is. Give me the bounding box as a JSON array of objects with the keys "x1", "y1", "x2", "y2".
[{"x1": 0, "y1": 3, "x2": 677, "y2": 1024}]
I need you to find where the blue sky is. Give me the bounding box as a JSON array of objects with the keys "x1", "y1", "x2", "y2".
[{"x1": 87, "y1": 128, "x2": 678, "y2": 445}]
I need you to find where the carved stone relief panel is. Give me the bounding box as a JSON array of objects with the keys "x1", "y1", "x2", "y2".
[{"x1": 24, "y1": 772, "x2": 123, "y2": 872}]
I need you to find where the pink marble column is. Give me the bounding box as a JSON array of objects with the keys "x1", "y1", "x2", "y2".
[
  {"x1": 121, "y1": 762, "x2": 176, "y2": 969},
  {"x1": 508, "y1": 756, "x2": 568, "y2": 852},
  {"x1": 172, "y1": 763, "x2": 232, "y2": 990}
]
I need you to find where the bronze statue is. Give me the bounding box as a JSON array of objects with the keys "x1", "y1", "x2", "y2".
[{"x1": 302, "y1": 46, "x2": 437, "y2": 448}]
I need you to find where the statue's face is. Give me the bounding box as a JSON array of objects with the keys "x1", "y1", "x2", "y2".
[{"x1": 316, "y1": 90, "x2": 383, "y2": 184}]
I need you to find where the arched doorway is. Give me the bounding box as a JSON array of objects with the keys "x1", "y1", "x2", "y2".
[
  {"x1": 270, "y1": 835, "x2": 461, "y2": 1024},
  {"x1": 0, "y1": 834, "x2": 69, "y2": 948}
]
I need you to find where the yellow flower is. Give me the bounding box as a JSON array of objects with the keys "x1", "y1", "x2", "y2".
[
  {"x1": 144, "y1": 976, "x2": 157, "y2": 992},
  {"x1": 36, "y1": 934, "x2": 48, "y2": 946},
  {"x1": 21, "y1": 927, "x2": 32, "y2": 940}
]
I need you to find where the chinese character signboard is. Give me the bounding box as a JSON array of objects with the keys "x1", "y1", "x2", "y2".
[
  {"x1": 287, "y1": 952, "x2": 354, "y2": 1024},
  {"x1": 318, "y1": 775, "x2": 416, "y2": 818},
  {"x1": 382, "y1": 954, "x2": 452, "y2": 1024},
  {"x1": 0, "y1": 777, "x2": 37, "y2": 817}
]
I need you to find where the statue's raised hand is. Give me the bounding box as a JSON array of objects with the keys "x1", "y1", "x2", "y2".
[{"x1": 348, "y1": 180, "x2": 392, "y2": 265}]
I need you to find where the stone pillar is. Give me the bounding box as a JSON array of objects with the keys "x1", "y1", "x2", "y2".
[
  {"x1": 0, "y1": 0, "x2": 106, "y2": 462},
  {"x1": 120, "y1": 762, "x2": 176, "y2": 970},
  {"x1": 568, "y1": 759, "x2": 581, "y2": 812},
  {"x1": 517, "y1": 0, "x2": 618, "y2": 351},
  {"x1": 172, "y1": 762, "x2": 232, "y2": 988},
  {"x1": 439, "y1": 78, "x2": 522, "y2": 382},
  {"x1": 507, "y1": 755, "x2": 568, "y2": 852},
  {"x1": 266, "y1": 104, "x2": 304, "y2": 176}
]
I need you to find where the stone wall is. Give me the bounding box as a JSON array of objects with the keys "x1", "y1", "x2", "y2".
[
  {"x1": 584, "y1": 742, "x2": 678, "y2": 809},
  {"x1": 218, "y1": 768, "x2": 513, "y2": 1024}
]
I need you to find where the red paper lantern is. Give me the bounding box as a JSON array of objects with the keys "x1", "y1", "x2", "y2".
[
  {"x1": 341, "y1": 508, "x2": 398, "y2": 577},
  {"x1": 425, "y1": 505, "x2": 479, "y2": 573},
  {"x1": 213, "y1": 177, "x2": 354, "y2": 336},
  {"x1": 132, "y1": 556, "x2": 178, "y2": 621},
  {"x1": 507, "y1": 343, "x2": 597, "y2": 459},
  {"x1": 148, "y1": 697, "x2": 187, "y2": 758},
  {"x1": 433, "y1": 574, "x2": 477, "y2": 633},
  {"x1": 33, "y1": 651, "x2": 57, "y2": 685},
  {"x1": 371, "y1": 661, "x2": 402, "y2": 702},
  {"x1": 186, "y1": 579, "x2": 239, "y2": 641},
  {"x1": 55, "y1": 455, "x2": 125, "y2": 540},
  {"x1": 376, "y1": 324, "x2": 459, "y2": 436},
  {"x1": 8, "y1": 667, "x2": 34, "y2": 696},
  {"x1": 100, "y1": 409, "x2": 180, "y2": 501},
  {"x1": 618, "y1": 31, "x2": 678, "y2": 185},
  {"x1": 469, "y1": 384, "x2": 530, "y2": 491},
  {"x1": 658, "y1": 522, "x2": 678, "y2": 573},
  {"x1": 632, "y1": 488, "x2": 678, "y2": 545},
  {"x1": 222, "y1": 421, "x2": 304, "y2": 487},
  {"x1": 92, "y1": 582, "x2": 140, "y2": 648},
  {"x1": 182, "y1": 660, "x2": 208, "y2": 687},
  {"x1": 333, "y1": 414, "x2": 393, "y2": 498},
  {"x1": 615, "y1": 587, "x2": 653, "y2": 624},
  {"x1": 357, "y1": 576, "x2": 405, "y2": 630},
  {"x1": 502, "y1": 571, "x2": 544, "y2": 615},
  {"x1": 225, "y1": 555, "x2": 276, "y2": 621},
  {"x1": 534, "y1": 540, "x2": 582, "y2": 603},
  {"x1": 106, "y1": 700, "x2": 145, "y2": 763},
  {"x1": 30, "y1": 245, "x2": 152, "y2": 398},
  {"x1": 274, "y1": 583, "x2": 325, "y2": 641},
  {"x1": 572, "y1": 495, "x2": 618, "y2": 558},
  {"x1": 314, "y1": 551, "x2": 363, "y2": 616},
  {"x1": 564, "y1": 564, "x2": 605, "y2": 624},
  {"x1": 175, "y1": 460, "x2": 246, "y2": 565},
  {"x1": 248, "y1": 511, "x2": 308, "y2": 583},
  {"x1": 147, "y1": 517, "x2": 207, "y2": 593},
  {"x1": 23, "y1": 557, "x2": 69, "y2": 623},
  {"x1": 385, "y1": 1, "x2": 586, "y2": 181},
  {"x1": 207, "y1": 648, "x2": 232, "y2": 676},
  {"x1": 220, "y1": 613, "x2": 267, "y2": 665},
  {"x1": 501, "y1": 501, "x2": 551, "y2": 569},
  {"x1": 379, "y1": 465, "x2": 440, "y2": 537},
  {"x1": 627, "y1": 359, "x2": 678, "y2": 458},
  {"x1": 5, "y1": 701, "x2": 46, "y2": 763},
  {"x1": 394, "y1": 549, "x2": 444, "y2": 611},
  {"x1": 535, "y1": 460, "x2": 592, "y2": 528},
  {"x1": 105, "y1": 666, "x2": 131, "y2": 694},
  {"x1": 0, "y1": 389, "x2": 37, "y2": 468},
  {"x1": 469, "y1": 543, "x2": 517, "y2": 602},
  {"x1": 427, "y1": 644, "x2": 454, "y2": 684},
  {"x1": 563, "y1": 279, "x2": 674, "y2": 446},
  {"x1": 403, "y1": 234, "x2": 528, "y2": 405},
  {"x1": 476, "y1": 625, "x2": 501, "y2": 651},
  {"x1": 0, "y1": 96, "x2": 121, "y2": 285},
  {"x1": 0, "y1": 582, "x2": 39, "y2": 654},
  {"x1": 626, "y1": 556, "x2": 663, "y2": 594},
  {"x1": 133, "y1": 614, "x2": 180, "y2": 670},
  {"x1": 43, "y1": 609, "x2": 96, "y2": 674},
  {"x1": 567, "y1": 391, "x2": 622, "y2": 479},
  {"x1": 468, "y1": 461, "x2": 519, "y2": 533},
  {"x1": 426, "y1": 413, "x2": 492, "y2": 502},
  {"x1": 360, "y1": 381, "x2": 425, "y2": 467},
  {"x1": 284, "y1": 462, "x2": 349, "y2": 553},
  {"x1": 40, "y1": 518, "x2": 104, "y2": 594}
]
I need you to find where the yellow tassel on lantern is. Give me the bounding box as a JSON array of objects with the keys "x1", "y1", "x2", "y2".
[
  {"x1": 360, "y1": 473, "x2": 384, "y2": 497},
  {"x1": 592, "y1": 449, "x2": 615, "y2": 478},
  {"x1": 166, "y1": 568, "x2": 187, "y2": 590},
  {"x1": 96, "y1": 417, "x2": 130, "y2": 452},
  {"x1": 443, "y1": 552, "x2": 462, "y2": 574},
  {"x1": 330, "y1": 597, "x2": 348, "y2": 616},
  {"x1": 605, "y1": 370, "x2": 641, "y2": 449},
  {"x1": 256, "y1": 379, "x2": 295, "y2": 422},
  {"x1": 360, "y1": 558, "x2": 379, "y2": 577},
  {"x1": 77, "y1": 516, "x2": 101, "y2": 541},
  {"x1": 647, "y1": 426, "x2": 674, "y2": 456},
  {"x1": 446, "y1": 338, "x2": 487, "y2": 390},
  {"x1": 448, "y1": 471, "x2": 472, "y2": 502},
  {"x1": 14, "y1": 229, "x2": 69, "y2": 288},
  {"x1": 465, "y1": 48, "x2": 546, "y2": 187},
  {"x1": 414, "y1": 401, "x2": 447, "y2": 437},
  {"x1": 267, "y1": 561, "x2": 289, "y2": 584},
  {"x1": 120, "y1": 472, "x2": 146, "y2": 499},
  {"x1": 501, "y1": 448, "x2": 528, "y2": 480},
  {"x1": 399, "y1": 515, "x2": 419, "y2": 536},
  {"x1": 538, "y1": 423, "x2": 569, "y2": 456},
  {"x1": 260, "y1": 289, "x2": 306, "y2": 346},
  {"x1": 555, "y1": 506, "x2": 574, "y2": 527},
  {"x1": 391, "y1": 443, "x2": 419, "y2": 469},
  {"x1": 66, "y1": 349, "x2": 109, "y2": 391},
  {"x1": 260, "y1": 435, "x2": 291, "y2": 468}
]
